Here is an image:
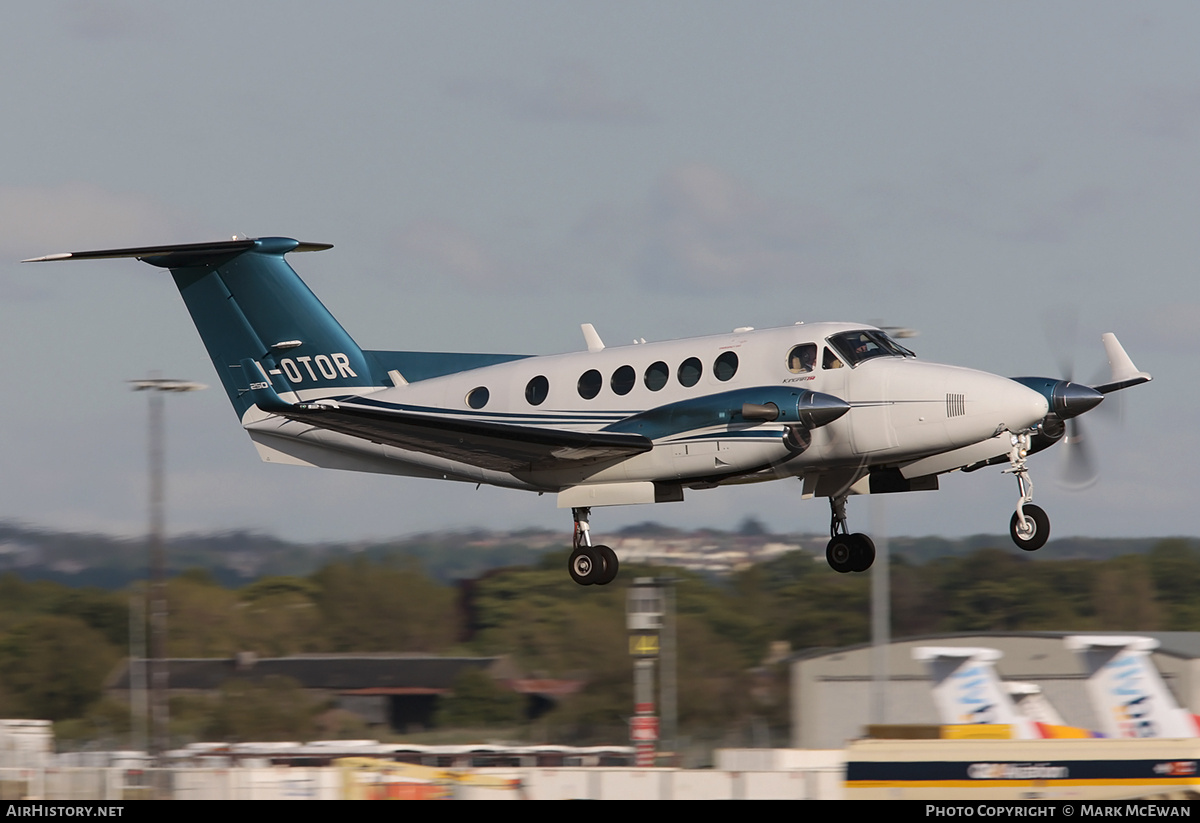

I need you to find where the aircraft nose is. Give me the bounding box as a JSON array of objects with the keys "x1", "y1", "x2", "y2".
[
  {"x1": 961, "y1": 373, "x2": 1050, "y2": 435},
  {"x1": 1005, "y1": 379, "x2": 1051, "y2": 430}
]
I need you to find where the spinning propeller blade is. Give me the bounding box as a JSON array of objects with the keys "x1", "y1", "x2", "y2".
[
  {"x1": 1059, "y1": 417, "x2": 1098, "y2": 490},
  {"x1": 1042, "y1": 322, "x2": 1150, "y2": 490}
]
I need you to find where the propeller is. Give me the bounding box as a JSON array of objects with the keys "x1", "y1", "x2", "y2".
[
  {"x1": 1040, "y1": 314, "x2": 1150, "y2": 490},
  {"x1": 1058, "y1": 415, "x2": 1098, "y2": 490},
  {"x1": 1041, "y1": 310, "x2": 1103, "y2": 489}
]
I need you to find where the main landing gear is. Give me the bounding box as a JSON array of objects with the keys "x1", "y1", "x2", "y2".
[
  {"x1": 568, "y1": 507, "x2": 619, "y2": 586},
  {"x1": 825, "y1": 494, "x2": 875, "y2": 574},
  {"x1": 1005, "y1": 431, "x2": 1050, "y2": 551}
]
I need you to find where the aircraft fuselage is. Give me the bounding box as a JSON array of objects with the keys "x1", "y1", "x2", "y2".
[{"x1": 242, "y1": 321, "x2": 1049, "y2": 502}]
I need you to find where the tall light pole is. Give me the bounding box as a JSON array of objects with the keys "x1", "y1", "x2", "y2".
[
  {"x1": 129, "y1": 375, "x2": 205, "y2": 759},
  {"x1": 866, "y1": 325, "x2": 915, "y2": 729}
]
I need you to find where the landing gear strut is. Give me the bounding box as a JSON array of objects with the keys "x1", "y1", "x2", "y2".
[
  {"x1": 825, "y1": 495, "x2": 875, "y2": 573},
  {"x1": 569, "y1": 507, "x2": 619, "y2": 586},
  {"x1": 1004, "y1": 431, "x2": 1050, "y2": 551}
]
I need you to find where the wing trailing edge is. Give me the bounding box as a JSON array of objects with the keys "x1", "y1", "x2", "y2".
[{"x1": 241, "y1": 366, "x2": 652, "y2": 473}]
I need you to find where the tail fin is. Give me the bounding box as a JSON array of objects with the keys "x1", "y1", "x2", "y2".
[
  {"x1": 1065, "y1": 635, "x2": 1198, "y2": 738},
  {"x1": 28, "y1": 237, "x2": 379, "y2": 418},
  {"x1": 912, "y1": 646, "x2": 1040, "y2": 739}
]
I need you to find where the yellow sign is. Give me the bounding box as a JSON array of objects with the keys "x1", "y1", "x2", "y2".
[
  {"x1": 630, "y1": 633, "x2": 660, "y2": 657},
  {"x1": 941, "y1": 724, "x2": 1012, "y2": 740}
]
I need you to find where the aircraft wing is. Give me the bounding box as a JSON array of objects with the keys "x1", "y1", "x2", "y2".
[{"x1": 246, "y1": 382, "x2": 651, "y2": 473}]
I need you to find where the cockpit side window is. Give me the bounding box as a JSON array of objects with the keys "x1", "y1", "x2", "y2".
[
  {"x1": 822, "y1": 347, "x2": 844, "y2": 370},
  {"x1": 787, "y1": 344, "x2": 817, "y2": 374},
  {"x1": 827, "y1": 330, "x2": 915, "y2": 367}
]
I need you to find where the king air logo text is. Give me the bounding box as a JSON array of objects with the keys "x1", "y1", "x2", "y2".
[{"x1": 275, "y1": 353, "x2": 358, "y2": 384}]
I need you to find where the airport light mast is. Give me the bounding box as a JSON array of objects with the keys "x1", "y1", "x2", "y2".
[{"x1": 130, "y1": 375, "x2": 206, "y2": 759}]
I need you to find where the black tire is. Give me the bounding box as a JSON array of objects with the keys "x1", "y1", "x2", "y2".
[
  {"x1": 849, "y1": 533, "x2": 876, "y2": 572},
  {"x1": 826, "y1": 535, "x2": 854, "y2": 574},
  {"x1": 1010, "y1": 504, "x2": 1050, "y2": 552},
  {"x1": 569, "y1": 546, "x2": 600, "y2": 585},
  {"x1": 593, "y1": 545, "x2": 619, "y2": 586}
]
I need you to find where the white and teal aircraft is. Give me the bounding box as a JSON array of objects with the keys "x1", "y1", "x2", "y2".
[{"x1": 26, "y1": 237, "x2": 1152, "y2": 586}]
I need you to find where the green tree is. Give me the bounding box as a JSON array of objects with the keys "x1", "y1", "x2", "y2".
[
  {"x1": 311, "y1": 557, "x2": 458, "y2": 652},
  {"x1": 1091, "y1": 555, "x2": 1161, "y2": 630},
  {"x1": 435, "y1": 667, "x2": 523, "y2": 728},
  {"x1": 1147, "y1": 540, "x2": 1200, "y2": 629},
  {"x1": 205, "y1": 676, "x2": 320, "y2": 742},
  {"x1": 0, "y1": 615, "x2": 118, "y2": 720}
]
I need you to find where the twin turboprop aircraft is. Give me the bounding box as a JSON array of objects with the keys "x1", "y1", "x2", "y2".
[{"x1": 26, "y1": 237, "x2": 1152, "y2": 586}]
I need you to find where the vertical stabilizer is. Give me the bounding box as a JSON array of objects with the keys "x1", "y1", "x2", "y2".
[
  {"x1": 1006, "y1": 682, "x2": 1066, "y2": 726},
  {"x1": 25, "y1": 237, "x2": 380, "y2": 419},
  {"x1": 913, "y1": 646, "x2": 1040, "y2": 739},
  {"x1": 1064, "y1": 636, "x2": 1199, "y2": 738}
]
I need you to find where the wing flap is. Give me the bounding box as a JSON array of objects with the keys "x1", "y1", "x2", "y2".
[{"x1": 245, "y1": 384, "x2": 651, "y2": 473}]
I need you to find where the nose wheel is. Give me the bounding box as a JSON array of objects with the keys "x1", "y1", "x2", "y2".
[
  {"x1": 568, "y1": 507, "x2": 619, "y2": 586},
  {"x1": 1010, "y1": 504, "x2": 1049, "y2": 551},
  {"x1": 825, "y1": 495, "x2": 875, "y2": 573}
]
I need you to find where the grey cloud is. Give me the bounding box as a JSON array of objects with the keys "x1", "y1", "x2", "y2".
[
  {"x1": 446, "y1": 62, "x2": 649, "y2": 124},
  {"x1": 633, "y1": 164, "x2": 847, "y2": 292},
  {"x1": 1126, "y1": 86, "x2": 1200, "y2": 141},
  {"x1": 1002, "y1": 187, "x2": 1114, "y2": 244},
  {"x1": 0, "y1": 184, "x2": 188, "y2": 259},
  {"x1": 396, "y1": 219, "x2": 500, "y2": 286},
  {"x1": 60, "y1": 0, "x2": 166, "y2": 41}
]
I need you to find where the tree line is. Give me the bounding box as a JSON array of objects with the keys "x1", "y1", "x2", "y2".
[{"x1": 0, "y1": 537, "x2": 1195, "y2": 748}]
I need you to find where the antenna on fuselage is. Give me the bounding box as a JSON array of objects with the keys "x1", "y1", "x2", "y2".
[{"x1": 581, "y1": 323, "x2": 605, "y2": 352}]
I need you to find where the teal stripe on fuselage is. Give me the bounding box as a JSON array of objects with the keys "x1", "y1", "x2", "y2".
[
  {"x1": 669, "y1": 429, "x2": 785, "y2": 443},
  {"x1": 344, "y1": 395, "x2": 633, "y2": 423}
]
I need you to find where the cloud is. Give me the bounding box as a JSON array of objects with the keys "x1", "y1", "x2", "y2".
[
  {"x1": 0, "y1": 183, "x2": 188, "y2": 259},
  {"x1": 397, "y1": 165, "x2": 852, "y2": 295},
  {"x1": 1125, "y1": 86, "x2": 1200, "y2": 142},
  {"x1": 447, "y1": 62, "x2": 649, "y2": 124},
  {"x1": 59, "y1": 0, "x2": 166, "y2": 41},
  {"x1": 395, "y1": 219, "x2": 502, "y2": 286},
  {"x1": 630, "y1": 164, "x2": 847, "y2": 291},
  {"x1": 1129, "y1": 301, "x2": 1200, "y2": 351},
  {"x1": 1001, "y1": 187, "x2": 1114, "y2": 244}
]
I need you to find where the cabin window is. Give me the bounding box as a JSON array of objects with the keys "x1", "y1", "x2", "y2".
[
  {"x1": 611, "y1": 365, "x2": 636, "y2": 396},
  {"x1": 822, "y1": 348, "x2": 844, "y2": 370},
  {"x1": 525, "y1": 375, "x2": 549, "y2": 405},
  {"x1": 678, "y1": 357, "x2": 702, "y2": 387},
  {"x1": 466, "y1": 387, "x2": 490, "y2": 409},
  {"x1": 714, "y1": 351, "x2": 738, "y2": 382},
  {"x1": 578, "y1": 369, "x2": 602, "y2": 400},
  {"x1": 644, "y1": 361, "x2": 669, "y2": 391},
  {"x1": 787, "y1": 344, "x2": 816, "y2": 374}
]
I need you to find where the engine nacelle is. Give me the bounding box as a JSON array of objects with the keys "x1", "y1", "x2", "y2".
[{"x1": 604, "y1": 386, "x2": 849, "y2": 440}]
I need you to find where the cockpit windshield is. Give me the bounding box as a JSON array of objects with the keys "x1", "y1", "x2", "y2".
[{"x1": 827, "y1": 329, "x2": 916, "y2": 367}]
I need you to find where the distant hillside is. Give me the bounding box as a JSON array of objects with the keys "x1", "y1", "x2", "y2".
[{"x1": 0, "y1": 520, "x2": 1190, "y2": 590}]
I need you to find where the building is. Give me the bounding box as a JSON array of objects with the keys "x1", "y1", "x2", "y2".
[{"x1": 790, "y1": 631, "x2": 1200, "y2": 749}]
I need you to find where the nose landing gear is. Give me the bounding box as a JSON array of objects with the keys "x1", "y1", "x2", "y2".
[
  {"x1": 568, "y1": 507, "x2": 619, "y2": 586},
  {"x1": 825, "y1": 495, "x2": 875, "y2": 573},
  {"x1": 1005, "y1": 431, "x2": 1050, "y2": 551}
]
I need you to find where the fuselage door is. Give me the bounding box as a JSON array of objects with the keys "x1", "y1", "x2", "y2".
[{"x1": 847, "y1": 363, "x2": 898, "y2": 454}]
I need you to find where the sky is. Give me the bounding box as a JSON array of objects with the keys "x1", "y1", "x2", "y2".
[{"x1": 0, "y1": 2, "x2": 1196, "y2": 545}]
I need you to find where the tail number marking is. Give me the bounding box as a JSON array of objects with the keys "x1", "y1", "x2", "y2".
[{"x1": 279, "y1": 353, "x2": 358, "y2": 383}]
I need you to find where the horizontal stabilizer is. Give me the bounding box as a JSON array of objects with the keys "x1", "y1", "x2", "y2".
[{"x1": 23, "y1": 237, "x2": 332, "y2": 265}]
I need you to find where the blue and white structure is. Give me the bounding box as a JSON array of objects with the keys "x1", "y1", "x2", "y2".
[{"x1": 26, "y1": 237, "x2": 1151, "y2": 585}]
